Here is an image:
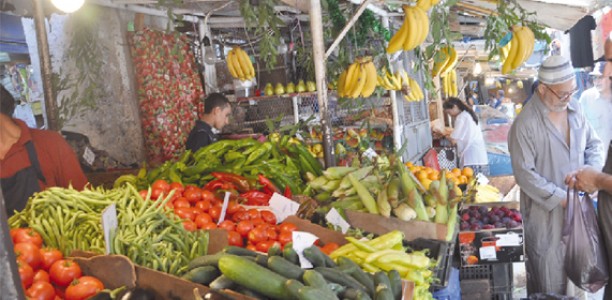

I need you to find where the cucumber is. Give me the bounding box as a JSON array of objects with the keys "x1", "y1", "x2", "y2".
[
  {"x1": 337, "y1": 257, "x2": 358, "y2": 274},
  {"x1": 286, "y1": 279, "x2": 306, "y2": 299},
  {"x1": 268, "y1": 256, "x2": 305, "y2": 280},
  {"x1": 218, "y1": 255, "x2": 292, "y2": 300},
  {"x1": 349, "y1": 268, "x2": 375, "y2": 296},
  {"x1": 340, "y1": 288, "x2": 372, "y2": 300},
  {"x1": 373, "y1": 272, "x2": 392, "y2": 291},
  {"x1": 181, "y1": 266, "x2": 220, "y2": 285},
  {"x1": 297, "y1": 286, "x2": 340, "y2": 300},
  {"x1": 283, "y1": 242, "x2": 300, "y2": 264},
  {"x1": 303, "y1": 270, "x2": 330, "y2": 290},
  {"x1": 255, "y1": 254, "x2": 268, "y2": 267},
  {"x1": 328, "y1": 283, "x2": 346, "y2": 295},
  {"x1": 374, "y1": 284, "x2": 394, "y2": 300},
  {"x1": 303, "y1": 246, "x2": 327, "y2": 267},
  {"x1": 387, "y1": 270, "x2": 402, "y2": 300},
  {"x1": 268, "y1": 243, "x2": 282, "y2": 257},
  {"x1": 223, "y1": 246, "x2": 258, "y2": 257},
  {"x1": 187, "y1": 253, "x2": 225, "y2": 270},
  {"x1": 209, "y1": 275, "x2": 236, "y2": 290},
  {"x1": 235, "y1": 286, "x2": 267, "y2": 300},
  {"x1": 314, "y1": 267, "x2": 367, "y2": 292}
]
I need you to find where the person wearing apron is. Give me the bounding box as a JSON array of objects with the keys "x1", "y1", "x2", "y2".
[{"x1": 0, "y1": 85, "x2": 87, "y2": 216}]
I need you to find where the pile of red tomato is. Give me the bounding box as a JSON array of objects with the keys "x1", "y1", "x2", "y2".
[{"x1": 11, "y1": 228, "x2": 105, "y2": 300}]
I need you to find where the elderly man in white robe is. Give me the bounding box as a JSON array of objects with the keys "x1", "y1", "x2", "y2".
[{"x1": 508, "y1": 55, "x2": 604, "y2": 297}]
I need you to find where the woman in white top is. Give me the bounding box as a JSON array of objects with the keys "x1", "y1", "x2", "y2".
[{"x1": 443, "y1": 97, "x2": 490, "y2": 175}]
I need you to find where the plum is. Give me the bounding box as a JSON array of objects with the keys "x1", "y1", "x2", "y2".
[
  {"x1": 510, "y1": 208, "x2": 519, "y2": 214},
  {"x1": 494, "y1": 222, "x2": 505, "y2": 228},
  {"x1": 470, "y1": 206, "x2": 479, "y2": 211},
  {"x1": 507, "y1": 220, "x2": 520, "y2": 229},
  {"x1": 502, "y1": 217, "x2": 512, "y2": 224},
  {"x1": 462, "y1": 213, "x2": 470, "y2": 221},
  {"x1": 469, "y1": 211, "x2": 481, "y2": 219},
  {"x1": 496, "y1": 210, "x2": 506, "y2": 217},
  {"x1": 478, "y1": 206, "x2": 489, "y2": 215},
  {"x1": 470, "y1": 223, "x2": 482, "y2": 231},
  {"x1": 482, "y1": 224, "x2": 495, "y2": 230},
  {"x1": 491, "y1": 206, "x2": 500, "y2": 213},
  {"x1": 513, "y1": 214, "x2": 522, "y2": 222},
  {"x1": 469, "y1": 217, "x2": 479, "y2": 224},
  {"x1": 482, "y1": 216, "x2": 491, "y2": 225},
  {"x1": 460, "y1": 221, "x2": 469, "y2": 231},
  {"x1": 500, "y1": 206, "x2": 510, "y2": 213},
  {"x1": 490, "y1": 215, "x2": 501, "y2": 223}
]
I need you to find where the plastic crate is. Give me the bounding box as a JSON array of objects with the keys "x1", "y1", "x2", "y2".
[
  {"x1": 460, "y1": 263, "x2": 513, "y2": 300},
  {"x1": 406, "y1": 227, "x2": 457, "y2": 290}
]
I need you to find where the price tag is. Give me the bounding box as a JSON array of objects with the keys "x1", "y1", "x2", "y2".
[
  {"x1": 101, "y1": 204, "x2": 118, "y2": 254},
  {"x1": 217, "y1": 192, "x2": 231, "y2": 224},
  {"x1": 83, "y1": 147, "x2": 95, "y2": 166},
  {"x1": 479, "y1": 246, "x2": 497, "y2": 260},
  {"x1": 268, "y1": 193, "x2": 300, "y2": 222},
  {"x1": 362, "y1": 148, "x2": 378, "y2": 160},
  {"x1": 292, "y1": 231, "x2": 319, "y2": 268},
  {"x1": 476, "y1": 173, "x2": 490, "y2": 185},
  {"x1": 495, "y1": 232, "x2": 523, "y2": 247},
  {"x1": 295, "y1": 133, "x2": 304, "y2": 141},
  {"x1": 325, "y1": 208, "x2": 350, "y2": 234}
]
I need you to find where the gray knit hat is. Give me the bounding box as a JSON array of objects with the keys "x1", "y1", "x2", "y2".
[{"x1": 538, "y1": 55, "x2": 575, "y2": 85}]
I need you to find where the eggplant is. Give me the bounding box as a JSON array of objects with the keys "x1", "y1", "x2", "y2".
[
  {"x1": 119, "y1": 288, "x2": 160, "y2": 300},
  {"x1": 88, "y1": 291, "x2": 112, "y2": 300}
]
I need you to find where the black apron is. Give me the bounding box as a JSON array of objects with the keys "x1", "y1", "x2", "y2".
[
  {"x1": 599, "y1": 142, "x2": 612, "y2": 300},
  {"x1": 1, "y1": 141, "x2": 46, "y2": 216}
]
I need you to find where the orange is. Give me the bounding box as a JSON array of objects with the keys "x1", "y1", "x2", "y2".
[
  {"x1": 420, "y1": 178, "x2": 433, "y2": 190},
  {"x1": 466, "y1": 255, "x2": 479, "y2": 265},
  {"x1": 428, "y1": 172, "x2": 439, "y2": 181},
  {"x1": 409, "y1": 166, "x2": 418, "y2": 173},
  {"x1": 451, "y1": 168, "x2": 462, "y2": 177},
  {"x1": 416, "y1": 171, "x2": 429, "y2": 182},
  {"x1": 406, "y1": 162, "x2": 414, "y2": 167},
  {"x1": 462, "y1": 167, "x2": 474, "y2": 178},
  {"x1": 459, "y1": 175, "x2": 468, "y2": 184}
]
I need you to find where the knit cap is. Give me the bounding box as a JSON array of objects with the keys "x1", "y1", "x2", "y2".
[{"x1": 538, "y1": 55, "x2": 575, "y2": 85}]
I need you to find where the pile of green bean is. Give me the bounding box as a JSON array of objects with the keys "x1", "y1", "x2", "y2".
[{"x1": 9, "y1": 184, "x2": 208, "y2": 276}]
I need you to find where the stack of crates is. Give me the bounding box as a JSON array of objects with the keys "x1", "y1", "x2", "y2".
[{"x1": 459, "y1": 263, "x2": 513, "y2": 300}]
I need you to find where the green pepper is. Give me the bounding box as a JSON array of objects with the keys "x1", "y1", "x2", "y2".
[
  {"x1": 178, "y1": 150, "x2": 192, "y2": 165},
  {"x1": 168, "y1": 164, "x2": 183, "y2": 184},
  {"x1": 233, "y1": 138, "x2": 260, "y2": 150},
  {"x1": 224, "y1": 150, "x2": 244, "y2": 163},
  {"x1": 194, "y1": 140, "x2": 236, "y2": 160},
  {"x1": 245, "y1": 142, "x2": 273, "y2": 165},
  {"x1": 279, "y1": 135, "x2": 290, "y2": 148},
  {"x1": 182, "y1": 159, "x2": 217, "y2": 177}
]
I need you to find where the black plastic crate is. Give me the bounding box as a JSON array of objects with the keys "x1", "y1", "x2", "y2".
[
  {"x1": 406, "y1": 232, "x2": 457, "y2": 290},
  {"x1": 460, "y1": 263, "x2": 513, "y2": 299}
]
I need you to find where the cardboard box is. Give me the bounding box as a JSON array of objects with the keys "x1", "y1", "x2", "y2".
[
  {"x1": 458, "y1": 228, "x2": 524, "y2": 266},
  {"x1": 345, "y1": 210, "x2": 449, "y2": 242}
]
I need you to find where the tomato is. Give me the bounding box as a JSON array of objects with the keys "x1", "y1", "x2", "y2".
[
  {"x1": 54, "y1": 286, "x2": 65, "y2": 299},
  {"x1": 226, "y1": 201, "x2": 241, "y2": 215},
  {"x1": 182, "y1": 220, "x2": 197, "y2": 232},
  {"x1": 18, "y1": 259, "x2": 34, "y2": 289},
  {"x1": 279, "y1": 222, "x2": 298, "y2": 234},
  {"x1": 256, "y1": 241, "x2": 280, "y2": 253},
  {"x1": 248, "y1": 227, "x2": 268, "y2": 244},
  {"x1": 152, "y1": 179, "x2": 171, "y2": 194},
  {"x1": 40, "y1": 248, "x2": 63, "y2": 271},
  {"x1": 201, "y1": 190, "x2": 216, "y2": 202},
  {"x1": 169, "y1": 182, "x2": 185, "y2": 194},
  {"x1": 227, "y1": 231, "x2": 244, "y2": 247},
  {"x1": 208, "y1": 206, "x2": 222, "y2": 222},
  {"x1": 246, "y1": 244, "x2": 257, "y2": 252},
  {"x1": 260, "y1": 211, "x2": 277, "y2": 225},
  {"x1": 174, "y1": 208, "x2": 195, "y2": 221},
  {"x1": 195, "y1": 214, "x2": 213, "y2": 228},
  {"x1": 200, "y1": 222, "x2": 218, "y2": 230},
  {"x1": 320, "y1": 243, "x2": 340, "y2": 255},
  {"x1": 250, "y1": 218, "x2": 265, "y2": 226},
  {"x1": 195, "y1": 200, "x2": 212, "y2": 212},
  {"x1": 218, "y1": 220, "x2": 236, "y2": 232},
  {"x1": 184, "y1": 189, "x2": 202, "y2": 203},
  {"x1": 15, "y1": 242, "x2": 43, "y2": 269},
  {"x1": 26, "y1": 281, "x2": 55, "y2": 300},
  {"x1": 33, "y1": 269, "x2": 50, "y2": 283},
  {"x1": 173, "y1": 198, "x2": 190, "y2": 208},
  {"x1": 138, "y1": 190, "x2": 149, "y2": 200},
  {"x1": 236, "y1": 220, "x2": 254, "y2": 237},
  {"x1": 165, "y1": 201, "x2": 174, "y2": 210},
  {"x1": 151, "y1": 188, "x2": 163, "y2": 200},
  {"x1": 246, "y1": 209, "x2": 261, "y2": 220},
  {"x1": 49, "y1": 260, "x2": 82, "y2": 287},
  {"x1": 266, "y1": 227, "x2": 278, "y2": 241},
  {"x1": 278, "y1": 231, "x2": 292, "y2": 245},
  {"x1": 190, "y1": 207, "x2": 204, "y2": 216},
  {"x1": 13, "y1": 228, "x2": 43, "y2": 248},
  {"x1": 65, "y1": 276, "x2": 104, "y2": 300},
  {"x1": 10, "y1": 228, "x2": 19, "y2": 240},
  {"x1": 231, "y1": 211, "x2": 248, "y2": 223}
]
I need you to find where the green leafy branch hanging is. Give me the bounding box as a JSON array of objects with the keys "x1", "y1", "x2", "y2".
[
  {"x1": 239, "y1": 0, "x2": 283, "y2": 70},
  {"x1": 156, "y1": 0, "x2": 185, "y2": 32}
]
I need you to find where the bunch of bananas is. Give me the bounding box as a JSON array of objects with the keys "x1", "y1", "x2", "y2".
[
  {"x1": 502, "y1": 25, "x2": 535, "y2": 74},
  {"x1": 337, "y1": 56, "x2": 378, "y2": 99},
  {"x1": 416, "y1": 0, "x2": 440, "y2": 11},
  {"x1": 441, "y1": 70, "x2": 458, "y2": 97},
  {"x1": 431, "y1": 45, "x2": 458, "y2": 77},
  {"x1": 377, "y1": 70, "x2": 424, "y2": 102},
  {"x1": 473, "y1": 184, "x2": 502, "y2": 203},
  {"x1": 386, "y1": 5, "x2": 430, "y2": 54},
  {"x1": 226, "y1": 47, "x2": 255, "y2": 81},
  {"x1": 401, "y1": 71, "x2": 425, "y2": 102},
  {"x1": 377, "y1": 70, "x2": 403, "y2": 91}
]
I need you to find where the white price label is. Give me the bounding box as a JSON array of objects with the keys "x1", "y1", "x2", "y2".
[
  {"x1": 217, "y1": 192, "x2": 231, "y2": 224},
  {"x1": 83, "y1": 147, "x2": 95, "y2": 166},
  {"x1": 495, "y1": 232, "x2": 522, "y2": 247},
  {"x1": 362, "y1": 148, "x2": 378, "y2": 160},
  {"x1": 268, "y1": 193, "x2": 300, "y2": 222},
  {"x1": 476, "y1": 173, "x2": 490, "y2": 185},
  {"x1": 101, "y1": 204, "x2": 118, "y2": 254},
  {"x1": 292, "y1": 231, "x2": 319, "y2": 269},
  {"x1": 325, "y1": 208, "x2": 350, "y2": 234},
  {"x1": 295, "y1": 133, "x2": 304, "y2": 141},
  {"x1": 479, "y1": 246, "x2": 497, "y2": 260}
]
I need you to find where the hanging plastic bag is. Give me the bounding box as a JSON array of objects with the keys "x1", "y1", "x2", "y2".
[
  {"x1": 562, "y1": 188, "x2": 609, "y2": 292},
  {"x1": 422, "y1": 148, "x2": 440, "y2": 171}
]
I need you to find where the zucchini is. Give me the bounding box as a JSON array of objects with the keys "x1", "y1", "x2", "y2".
[
  {"x1": 387, "y1": 270, "x2": 402, "y2": 300},
  {"x1": 255, "y1": 254, "x2": 268, "y2": 267},
  {"x1": 181, "y1": 266, "x2": 220, "y2": 285},
  {"x1": 268, "y1": 256, "x2": 305, "y2": 280},
  {"x1": 314, "y1": 267, "x2": 367, "y2": 292},
  {"x1": 268, "y1": 243, "x2": 282, "y2": 257},
  {"x1": 373, "y1": 272, "x2": 391, "y2": 290},
  {"x1": 297, "y1": 286, "x2": 340, "y2": 300},
  {"x1": 286, "y1": 279, "x2": 305, "y2": 300},
  {"x1": 218, "y1": 255, "x2": 292, "y2": 300},
  {"x1": 283, "y1": 242, "x2": 299, "y2": 264},
  {"x1": 209, "y1": 275, "x2": 236, "y2": 290},
  {"x1": 223, "y1": 246, "x2": 258, "y2": 257},
  {"x1": 303, "y1": 270, "x2": 330, "y2": 290},
  {"x1": 303, "y1": 246, "x2": 326, "y2": 267},
  {"x1": 187, "y1": 253, "x2": 225, "y2": 270},
  {"x1": 374, "y1": 284, "x2": 394, "y2": 300}
]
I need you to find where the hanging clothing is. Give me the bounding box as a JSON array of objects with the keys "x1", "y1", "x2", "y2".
[
  {"x1": 567, "y1": 16, "x2": 597, "y2": 68},
  {"x1": 508, "y1": 93, "x2": 604, "y2": 295},
  {"x1": 579, "y1": 87, "x2": 612, "y2": 156},
  {"x1": 450, "y1": 110, "x2": 488, "y2": 167},
  {"x1": 13, "y1": 102, "x2": 37, "y2": 128},
  {"x1": 185, "y1": 120, "x2": 218, "y2": 153},
  {"x1": 598, "y1": 142, "x2": 612, "y2": 299}
]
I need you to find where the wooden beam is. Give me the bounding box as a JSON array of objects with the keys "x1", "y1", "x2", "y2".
[
  {"x1": 33, "y1": 0, "x2": 58, "y2": 130},
  {"x1": 325, "y1": 0, "x2": 373, "y2": 59}
]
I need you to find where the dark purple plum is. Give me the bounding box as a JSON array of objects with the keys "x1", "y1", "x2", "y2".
[
  {"x1": 490, "y1": 215, "x2": 501, "y2": 223},
  {"x1": 482, "y1": 224, "x2": 495, "y2": 230},
  {"x1": 494, "y1": 222, "x2": 505, "y2": 228},
  {"x1": 460, "y1": 221, "x2": 469, "y2": 230},
  {"x1": 478, "y1": 206, "x2": 489, "y2": 215},
  {"x1": 470, "y1": 224, "x2": 482, "y2": 231}
]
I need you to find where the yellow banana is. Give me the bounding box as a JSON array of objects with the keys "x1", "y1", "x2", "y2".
[
  {"x1": 500, "y1": 41, "x2": 511, "y2": 62},
  {"x1": 344, "y1": 62, "x2": 360, "y2": 95},
  {"x1": 383, "y1": 74, "x2": 396, "y2": 90},
  {"x1": 521, "y1": 26, "x2": 535, "y2": 67},
  {"x1": 432, "y1": 46, "x2": 450, "y2": 77},
  {"x1": 387, "y1": 72, "x2": 401, "y2": 90},
  {"x1": 387, "y1": 11, "x2": 410, "y2": 54},
  {"x1": 440, "y1": 47, "x2": 457, "y2": 77},
  {"x1": 431, "y1": 0, "x2": 441, "y2": 5},
  {"x1": 361, "y1": 61, "x2": 378, "y2": 97},
  {"x1": 414, "y1": 78, "x2": 425, "y2": 100},
  {"x1": 417, "y1": 0, "x2": 431, "y2": 11},
  {"x1": 450, "y1": 70, "x2": 457, "y2": 97},
  {"x1": 226, "y1": 51, "x2": 239, "y2": 79},
  {"x1": 338, "y1": 70, "x2": 348, "y2": 97},
  {"x1": 239, "y1": 48, "x2": 256, "y2": 79},
  {"x1": 235, "y1": 47, "x2": 253, "y2": 80},
  {"x1": 502, "y1": 27, "x2": 520, "y2": 74},
  {"x1": 408, "y1": 78, "x2": 421, "y2": 100},
  {"x1": 403, "y1": 6, "x2": 418, "y2": 51},
  {"x1": 511, "y1": 27, "x2": 528, "y2": 70},
  {"x1": 230, "y1": 49, "x2": 246, "y2": 80},
  {"x1": 414, "y1": 7, "x2": 429, "y2": 47},
  {"x1": 349, "y1": 64, "x2": 368, "y2": 98}
]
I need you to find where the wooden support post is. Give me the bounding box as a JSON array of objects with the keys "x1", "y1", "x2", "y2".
[
  {"x1": 33, "y1": 0, "x2": 58, "y2": 130},
  {"x1": 324, "y1": 0, "x2": 373, "y2": 60},
  {"x1": 310, "y1": 0, "x2": 335, "y2": 168}
]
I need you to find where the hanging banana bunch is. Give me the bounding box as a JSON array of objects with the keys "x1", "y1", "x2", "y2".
[
  {"x1": 227, "y1": 47, "x2": 255, "y2": 81},
  {"x1": 441, "y1": 70, "x2": 458, "y2": 98},
  {"x1": 386, "y1": 5, "x2": 430, "y2": 54},
  {"x1": 501, "y1": 25, "x2": 535, "y2": 75},
  {"x1": 432, "y1": 45, "x2": 458, "y2": 78},
  {"x1": 398, "y1": 70, "x2": 424, "y2": 102},
  {"x1": 337, "y1": 56, "x2": 378, "y2": 99},
  {"x1": 377, "y1": 69, "x2": 403, "y2": 91}
]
